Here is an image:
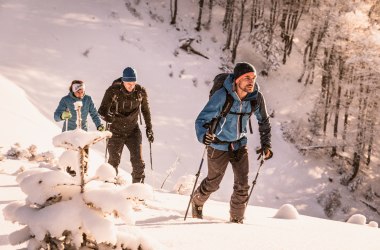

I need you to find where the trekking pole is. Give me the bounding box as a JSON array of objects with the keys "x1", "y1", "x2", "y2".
[
  {"x1": 149, "y1": 142, "x2": 153, "y2": 170},
  {"x1": 184, "y1": 146, "x2": 207, "y2": 221},
  {"x1": 184, "y1": 118, "x2": 219, "y2": 221},
  {"x1": 65, "y1": 108, "x2": 69, "y2": 132},
  {"x1": 246, "y1": 152, "x2": 265, "y2": 206},
  {"x1": 104, "y1": 122, "x2": 109, "y2": 161},
  {"x1": 105, "y1": 94, "x2": 117, "y2": 162}
]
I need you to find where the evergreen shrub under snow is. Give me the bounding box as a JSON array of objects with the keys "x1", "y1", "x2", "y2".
[{"x1": 3, "y1": 127, "x2": 156, "y2": 249}]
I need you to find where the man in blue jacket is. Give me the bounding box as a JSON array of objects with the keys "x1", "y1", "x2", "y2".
[
  {"x1": 193, "y1": 62, "x2": 273, "y2": 223},
  {"x1": 54, "y1": 80, "x2": 104, "y2": 132}
]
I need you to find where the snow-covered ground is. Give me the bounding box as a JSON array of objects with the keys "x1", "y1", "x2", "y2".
[{"x1": 0, "y1": 0, "x2": 379, "y2": 249}]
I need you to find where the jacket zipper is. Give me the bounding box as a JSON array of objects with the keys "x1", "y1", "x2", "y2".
[{"x1": 236, "y1": 101, "x2": 242, "y2": 140}]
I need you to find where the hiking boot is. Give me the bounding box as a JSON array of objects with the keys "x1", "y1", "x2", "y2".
[
  {"x1": 192, "y1": 201, "x2": 203, "y2": 219},
  {"x1": 230, "y1": 217, "x2": 244, "y2": 224}
]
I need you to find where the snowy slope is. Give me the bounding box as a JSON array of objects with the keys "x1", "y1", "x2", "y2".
[
  {"x1": 0, "y1": 0, "x2": 335, "y2": 219},
  {"x1": 0, "y1": 1, "x2": 379, "y2": 249}
]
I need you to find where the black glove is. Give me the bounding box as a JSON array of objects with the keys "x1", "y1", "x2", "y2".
[
  {"x1": 256, "y1": 147, "x2": 273, "y2": 160},
  {"x1": 146, "y1": 128, "x2": 154, "y2": 143},
  {"x1": 203, "y1": 132, "x2": 215, "y2": 146}
]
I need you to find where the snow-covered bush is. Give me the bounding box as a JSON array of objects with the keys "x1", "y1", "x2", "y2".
[
  {"x1": 6, "y1": 143, "x2": 31, "y2": 160},
  {"x1": 173, "y1": 175, "x2": 196, "y2": 195},
  {"x1": 4, "y1": 143, "x2": 56, "y2": 164},
  {"x1": 317, "y1": 189, "x2": 342, "y2": 218},
  {"x1": 3, "y1": 123, "x2": 155, "y2": 249},
  {"x1": 364, "y1": 186, "x2": 375, "y2": 202}
]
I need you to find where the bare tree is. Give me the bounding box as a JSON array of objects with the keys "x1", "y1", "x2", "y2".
[
  {"x1": 280, "y1": 0, "x2": 307, "y2": 64},
  {"x1": 298, "y1": 18, "x2": 329, "y2": 85},
  {"x1": 223, "y1": 0, "x2": 235, "y2": 50},
  {"x1": 223, "y1": 0, "x2": 235, "y2": 31},
  {"x1": 205, "y1": 0, "x2": 214, "y2": 29},
  {"x1": 231, "y1": 0, "x2": 247, "y2": 63},
  {"x1": 250, "y1": 0, "x2": 264, "y2": 32},
  {"x1": 195, "y1": 0, "x2": 205, "y2": 31},
  {"x1": 170, "y1": 0, "x2": 178, "y2": 25}
]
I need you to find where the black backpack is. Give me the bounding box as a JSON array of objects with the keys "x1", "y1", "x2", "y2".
[{"x1": 209, "y1": 73, "x2": 257, "y2": 134}]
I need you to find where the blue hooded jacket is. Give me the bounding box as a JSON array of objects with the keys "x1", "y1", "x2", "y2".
[
  {"x1": 54, "y1": 92, "x2": 102, "y2": 131},
  {"x1": 195, "y1": 74, "x2": 271, "y2": 151}
]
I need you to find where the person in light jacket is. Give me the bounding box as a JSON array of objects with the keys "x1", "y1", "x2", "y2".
[
  {"x1": 54, "y1": 80, "x2": 104, "y2": 132},
  {"x1": 193, "y1": 62, "x2": 273, "y2": 224}
]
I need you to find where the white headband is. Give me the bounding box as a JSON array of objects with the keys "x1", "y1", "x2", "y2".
[{"x1": 72, "y1": 83, "x2": 85, "y2": 93}]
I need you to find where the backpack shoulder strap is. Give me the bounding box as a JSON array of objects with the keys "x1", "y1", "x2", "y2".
[
  {"x1": 220, "y1": 89, "x2": 234, "y2": 118},
  {"x1": 249, "y1": 99, "x2": 258, "y2": 116},
  {"x1": 247, "y1": 92, "x2": 261, "y2": 134}
]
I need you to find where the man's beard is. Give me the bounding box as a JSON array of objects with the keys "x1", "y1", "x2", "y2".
[{"x1": 242, "y1": 84, "x2": 254, "y2": 93}]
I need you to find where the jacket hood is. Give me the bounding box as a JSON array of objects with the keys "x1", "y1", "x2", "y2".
[{"x1": 223, "y1": 74, "x2": 260, "y2": 101}]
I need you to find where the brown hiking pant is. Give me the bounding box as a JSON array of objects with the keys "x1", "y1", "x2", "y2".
[
  {"x1": 192, "y1": 146, "x2": 250, "y2": 220},
  {"x1": 107, "y1": 126, "x2": 145, "y2": 181}
]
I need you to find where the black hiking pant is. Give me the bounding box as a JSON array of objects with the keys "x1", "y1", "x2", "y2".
[
  {"x1": 193, "y1": 146, "x2": 250, "y2": 220},
  {"x1": 107, "y1": 126, "x2": 145, "y2": 182}
]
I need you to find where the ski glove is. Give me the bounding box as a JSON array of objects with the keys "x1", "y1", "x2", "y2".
[
  {"x1": 203, "y1": 132, "x2": 215, "y2": 146},
  {"x1": 256, "y1": 147, "x2": 273, "y2": 160},
  {"x1": 146, "y1": 128, "x2": 154, "y2": 143},
  {"x1": 97, "y1": 124, "x2": 105, "y2": 132},
  {"x1": 61, "y1": 110, "x2": 72, "y2": 120}
]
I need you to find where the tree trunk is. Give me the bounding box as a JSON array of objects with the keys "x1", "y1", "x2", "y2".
[
  {"x1": 195, "y1": 0, "x2": 205, "y2": 31},
  {"x1": 223, "y1": 0, "x2": 235, "y2": 31},
  {"x1": 170, "y1": 0, "x2": 178, "y2": 25},
  {"x1": 331, "y1": 85, "x2": 341, "y2": 157},
  {"x1": 298, "y1": 18, "x2": 328, "y2": 85},
  {"x1": 331, "y1": 56, "x2": 344, "y2": 157},
  {"x1": 223, "y1": 0, "x2": 235, "y2": 50},
  {"x1": 250, "y1": 0, "x2": 264, "y2": 32},
  {"x1": 341, "y1": 67, "x2": 354, "y2": 152},
  {"x1": 205, "y1": 0, "x2": 214, "y2": 29},
  {"x1": 366, "y1": 100, "x2": 377, "y2": 165},
  {"x1": 280, "y1": 0, "x2": 306, "y2": 64},
  {"x1": 266, "y1": 0, "x2": 280, "y2": 59},
  {"x1": 322, "y1": 47, "x2": 335, "y2": 135},
  {"x1": 348, "y1": 82, "x2": 365, "y2": 183},
  {"x1": 231, "y1": 0, "x2": 247, "y2": 63}
]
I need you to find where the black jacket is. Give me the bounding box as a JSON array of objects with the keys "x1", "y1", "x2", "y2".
[{"x1": 98, "y1": 78, "x2": 152, "y2": 135}]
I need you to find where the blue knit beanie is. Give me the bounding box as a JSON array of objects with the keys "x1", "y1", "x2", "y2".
[{"x1": 122, "y1": 67, "x2": 137, "y2": 82}]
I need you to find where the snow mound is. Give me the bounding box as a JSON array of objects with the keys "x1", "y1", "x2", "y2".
[
  {"x1": 53, "y1": 129, "x2": 112, "y2": 150},
  {"x1": 347, "y1": 214, "x2": 366, "y2": 225},
  {"x1": 368, "y1": 221, "x2": 378, "y2": 228},
  {"x1": 95, "y1": 162, "x2": 117, "y2": 182},
  {"x1": 273, "y1": 204, "x2": 299, "y2": 219}
]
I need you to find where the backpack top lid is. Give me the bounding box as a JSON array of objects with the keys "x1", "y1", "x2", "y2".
[{"x1": 209, "y1": 73, "x2": 230, "y2": 99}]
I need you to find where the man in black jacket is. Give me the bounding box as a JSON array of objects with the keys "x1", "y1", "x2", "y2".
[{"x1": 99, "y1": 67, "x2": 153, "y2": 183}]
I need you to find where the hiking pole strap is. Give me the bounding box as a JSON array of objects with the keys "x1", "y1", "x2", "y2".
[{"x1": 184, "y1": 146, "x2": 207, "y2": 221}]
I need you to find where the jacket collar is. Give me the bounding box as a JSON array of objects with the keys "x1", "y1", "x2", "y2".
[{"x1": 69, "y1": 92, "x2": 85, "y2": 100}]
